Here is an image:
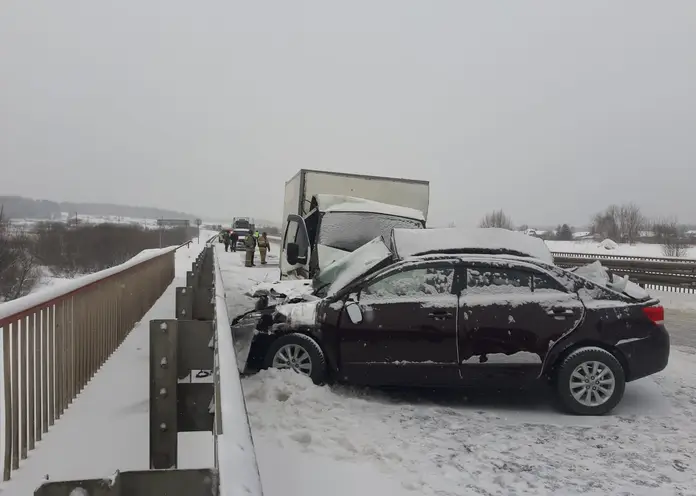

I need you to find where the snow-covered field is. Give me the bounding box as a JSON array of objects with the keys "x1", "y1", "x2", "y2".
[
  {"x1": 215, "y1": 243, "x2": 696, "y2": 496},
  {"x1": 547, "y1": 239, "x2": 696, "y2": 259}
]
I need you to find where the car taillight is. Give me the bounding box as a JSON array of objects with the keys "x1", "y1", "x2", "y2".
[{"x1": 643, "y1": 305, "x2": 664, "y2": 325}]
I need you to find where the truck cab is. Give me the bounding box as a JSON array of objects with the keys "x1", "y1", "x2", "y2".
[{"x1": 281, "y1": 194, "x2": 425, "y2": 279}]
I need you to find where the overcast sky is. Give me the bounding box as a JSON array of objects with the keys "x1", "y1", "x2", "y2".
[{"x1": 1, "y1": 1, "x2": 695, "y2": 227}]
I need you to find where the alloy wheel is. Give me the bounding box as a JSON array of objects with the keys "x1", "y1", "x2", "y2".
[
  {"x1": 272, "y1": 344, "x2": 313, "y2": 376},
  {"x1": 569, "y1": 360, "x2": 616, "y2": 407}
]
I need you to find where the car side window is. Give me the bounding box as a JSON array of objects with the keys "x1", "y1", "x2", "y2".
[
  {"x1": 533, "y1": 273, "x2": 568, "y2": 294},
  {"x1": 363, "y1": 267, "x2": 455, "y2": 299},
  {"x1": 466, "y1": 267, "x2": 532, "y2": 295}
]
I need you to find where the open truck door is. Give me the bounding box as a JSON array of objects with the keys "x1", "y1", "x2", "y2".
[{"x1": 280, "y1": 214, "x2": 312, "y2": 279}]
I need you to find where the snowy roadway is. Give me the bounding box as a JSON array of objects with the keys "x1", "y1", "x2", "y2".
[{"x1": 216, "y1": 243, "x2": 696, "y2": 496}]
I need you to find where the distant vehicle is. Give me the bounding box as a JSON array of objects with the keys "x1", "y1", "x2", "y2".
[
  {"x1": 233, "y1": 228, "x2": 669, "y2": 415},
  {"x1": 280, "y1": 169, "x2": 430, "y2": 280},
  {"x1": 231, "y1": 217, "x2": 255, "y2": 249}
]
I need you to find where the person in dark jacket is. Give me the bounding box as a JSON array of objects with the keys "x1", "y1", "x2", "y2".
[
  {"x1": 222, "y1": 230, "x2": 231, "y2": 252},
  {"x1": 258, "y1": 232, "x2": 270, "y2": 265},
  {"x1": 244, "y1": 232, "x2": 257, "y2": 267},
  {"x1": 230, "y1": 230, "x2": 239, "y2": 252}
]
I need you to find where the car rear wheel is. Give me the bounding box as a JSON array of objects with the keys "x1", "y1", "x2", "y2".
[
  {"x1": 555, "y1": 346, "x2": 625, "y2": 415},
  {"x1": 264, "y1": 333, "x2": 326, "y2": 385}
]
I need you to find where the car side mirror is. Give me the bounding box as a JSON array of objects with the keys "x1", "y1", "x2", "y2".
[{"x1": 345, "y1": 301, "x2": 363, "y2": 324}]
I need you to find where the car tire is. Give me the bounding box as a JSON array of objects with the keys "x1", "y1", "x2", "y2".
[
  {"x1": 555, "y1": 346, "x2": 625, "y2": 415},
  {"x1": 264, "y1": 333, "x2": 327, "y2": 385}
]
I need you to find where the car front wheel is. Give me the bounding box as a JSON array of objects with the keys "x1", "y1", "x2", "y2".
[
  {"x1": 555, "y1": 346, "x2": 626, "y2": 415},
  {"x1": 264, "y1": 333, "x2": 327, "y2": 385}
]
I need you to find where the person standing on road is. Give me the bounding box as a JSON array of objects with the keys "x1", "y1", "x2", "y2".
[
  {"x1": 230, "y1": 230, "x2": 238, "y2": 252},
  {"x1": 222, "y1": 230, "x2": 231, "y2": 252},
  {"x1": 244, "y1": 231, "x2": 257, "y2": 267},
  {"x1": 258, "y1": 232, "x2": 270, "y2": 265}
]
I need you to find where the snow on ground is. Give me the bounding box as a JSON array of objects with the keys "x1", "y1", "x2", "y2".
[
  {"x1": 0, "y1": 236, "x2": 210, "y2": 494},
  {"x1": 547, "y1": 239, "x2": 696, "y2": 259},
  {"x1": 244, "y1": 355, "x2": 696, "y2": 496},
  {"x1": 216, "y1": 242, "x2": 696, "y2": 496}
]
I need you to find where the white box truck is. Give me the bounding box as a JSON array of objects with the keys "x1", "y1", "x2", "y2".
[{"x1": 280, "y1": 169, "x2": 430, "y2": 279}]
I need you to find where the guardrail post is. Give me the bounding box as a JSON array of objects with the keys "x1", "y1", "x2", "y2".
[
  {"x1": 149, "y1": 320, "x2": 178, "y2": 470},
  {"x1": 149, "y1": 246, "x2": 216, "y2": 472}
]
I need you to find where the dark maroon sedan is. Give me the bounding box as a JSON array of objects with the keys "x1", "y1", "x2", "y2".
[{"x1": 236, "y1": 230, "x2": 669, "y2": 415}]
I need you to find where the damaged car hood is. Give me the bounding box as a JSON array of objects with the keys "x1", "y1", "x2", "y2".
[{"x1": 275, "y1": 300, "x2": 321, "y2": 329}]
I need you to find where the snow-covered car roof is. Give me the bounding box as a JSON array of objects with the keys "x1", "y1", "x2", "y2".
[
  {"x1": 312, "y1": 194, "x2": 426, "y2": 222},
  {"x1": 391, "y1": 227, "x2": 554, "y2": 264}
]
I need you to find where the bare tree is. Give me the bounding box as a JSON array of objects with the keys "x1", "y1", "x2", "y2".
[
  {"x1": 556, "y1": 224, "x2": 573, "y2": 241},
  {"x1": 591, "y1": 203, "x2": 644, "y2": 242},
  {"x1": 653, "y1": 216, "x2": 679, "y2": 242},
  {"x1": 0, "y1": 208, "x2": 40, "y2": 301},
  {"x1": 653, "y1": 217, "x2": 690, "y2": 257},
  {"x1": 479, "y1": 210, "x2": 514, "y2": 230},
  {"x1": 618, "y1": 203, "x2": 645, "y2": 244},
  {"x1": 591, "y1": 205, "x2": 620, "y2": 240}
]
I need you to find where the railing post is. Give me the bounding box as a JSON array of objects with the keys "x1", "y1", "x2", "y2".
[{"x1": 149, "y1": 320, "x2": 178, "y2": 469}]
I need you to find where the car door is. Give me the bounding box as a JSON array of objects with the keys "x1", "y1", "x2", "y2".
[
  {"x1": 458, "y1": 262, "x2": 584, "y2": 385},
  {"x1": 280, "y1": 214, "x2": 311, "y2": 279},
  {"x1": 337, "y1": 262, "x2": 461, "y2": 386}
]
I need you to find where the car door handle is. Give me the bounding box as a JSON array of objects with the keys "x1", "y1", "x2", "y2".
[
  {"x1": 428, "y1": 311, "x2": 453, "y2": 320},
  {"x1": 546, "y1": 308, "x2": 575, "y2": 317}
]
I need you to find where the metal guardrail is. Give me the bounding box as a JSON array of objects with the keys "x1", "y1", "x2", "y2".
[
  {"x1": 552, "y1": 252, "x2": 696, "y2": 294},
  {"x1": 551, "y1": 251, "x2": 696, "y2": 264},
  {"x1": 0, "y1": 243, "x2": 186, "y2": 482},
  {"x1": 33, "y1": 240, "x2": 263, "y2": 495}
]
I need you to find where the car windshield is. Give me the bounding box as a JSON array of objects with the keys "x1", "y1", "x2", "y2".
[
  {"x1": 318, "y1": 212, "x2": 423, "y2": 253},
  {"x1": 313, "y1": 237, "x2": 393, "y2": 297}
]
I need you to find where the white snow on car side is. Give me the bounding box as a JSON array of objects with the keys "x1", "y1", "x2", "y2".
[
  {"x1": 461, "y1": 351, "x2": 541, "y2": 364},
  {"x1": 459, "y1": 292, "x2": 576, "y2": 309}
]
